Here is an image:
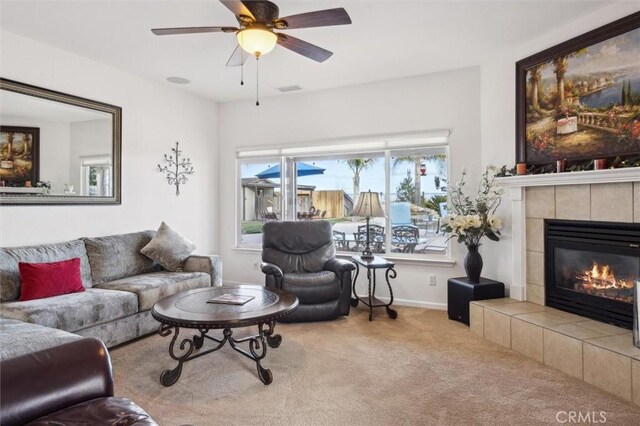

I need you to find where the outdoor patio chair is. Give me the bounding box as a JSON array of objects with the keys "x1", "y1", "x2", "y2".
[
  {"x1": 390, "y1": 202, "x2": 412, "y2": 226},
  {"x1": 260, "y1": 210, "x2": 275, "y2": 223},
  {"x1": 265, "y1": 212, "x2": 279, "y2": 221},
  {"x1": 391, "y1": 225, "x2": 419, "y2": 253},
  {"x1": 332, "y1": 230, "x2": 347, "y2": 251},
  {"x1": 354, "y1": 224, "x2": 385, "y2": 253}
]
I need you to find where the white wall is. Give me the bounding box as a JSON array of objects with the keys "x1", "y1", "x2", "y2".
[
  {"x1": 0, "y1": 30, "x2": 220, "y2": 253},
  {"x1": 219, "y1": 67, "x2": 482, "y2": 309},
  {"x1": 69, "y1": 119, "x2": 112, "y2": 191},
  {"x1": 480, "y1": 2, "x2": 640, "y2": 289}
]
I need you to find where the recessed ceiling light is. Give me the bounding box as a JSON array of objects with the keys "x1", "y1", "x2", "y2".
[
  {"x1": 166, "y1": 77, "x2": 190, "y2": 85},
  {"x1": 277, "y1": 85, "x2": 303, "y2": 93}
]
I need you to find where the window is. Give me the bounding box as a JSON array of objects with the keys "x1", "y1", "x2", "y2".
[
  {"x1": 239, "y1": 157, "x2": 281, "y2": 245},
  {"x1": 237, "y1": 133, "x2": 449, "y2": 258},
  {"x1": 80, "y1": 155, "x2": 112, "y2": 196}
]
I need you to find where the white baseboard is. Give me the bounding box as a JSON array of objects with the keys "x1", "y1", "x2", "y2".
[
  {"x1": 222, "y1": 281, "x2": 447, "y2": 311},
  {"x1": 373, "y1": 296, "x2": 447, "y2": 311}
]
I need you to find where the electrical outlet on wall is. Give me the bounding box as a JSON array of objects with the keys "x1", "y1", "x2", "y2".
[{"x1": 428, "y1": 274, "x2": 437, "y2": 286}]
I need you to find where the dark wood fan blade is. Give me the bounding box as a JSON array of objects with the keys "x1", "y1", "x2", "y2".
[
  {"x1": 277, "y1": 34, "x2": 333, "y2": 63},
  {"x1": 241, "y1": 0, "x2": 279, "y2": 22},
  {"x1": 226, "y1": 44, "x2": 249, "y2": 67},
  {"x1": 219, "y1": 0, "x2": 255, "y2": 21},
  {"x1": 151, "y1": 26, "x2": 237, "y2": 36},
  {"x1": 277, "y1": 8, "x2": 351, "y2": 29}
]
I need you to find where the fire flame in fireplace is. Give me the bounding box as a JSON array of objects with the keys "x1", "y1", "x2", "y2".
[{"x1": 578, "y1": 262, "x2": 634, "y2": 290}]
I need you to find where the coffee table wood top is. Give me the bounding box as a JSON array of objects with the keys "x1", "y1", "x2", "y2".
[{"x1": 152, "y1": 285, "x2": 298, "y2": 328}]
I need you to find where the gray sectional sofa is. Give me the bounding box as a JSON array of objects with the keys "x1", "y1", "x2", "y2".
[{"x1": 0, "y1": 230, "x2": 222, "y2": 359}]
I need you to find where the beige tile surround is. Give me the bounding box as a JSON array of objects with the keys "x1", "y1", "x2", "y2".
[
  {"x1": 525, "y1": 182, "x2": 640, "y2": 305},
  {"x1": 470, "y1": 300, "x2": 640, "y2": 405}
]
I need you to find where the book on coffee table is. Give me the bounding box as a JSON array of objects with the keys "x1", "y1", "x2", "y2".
[{"x1": 207, "y1": 294, "x2": 255, "y2": 305}]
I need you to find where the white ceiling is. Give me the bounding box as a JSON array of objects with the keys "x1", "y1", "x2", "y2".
[{"x1": 0, "y1": 0, "x2": 621, "y2": 103}]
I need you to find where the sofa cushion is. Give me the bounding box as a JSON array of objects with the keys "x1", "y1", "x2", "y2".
[
  {"x1": 140, "y1": 222, "x2": 196, "y2": 272},
  {"x1": 0, "y1": 240, "x2": 93, "y2": 302},
  {"x1": 0, "y1": 319, "x2": 82, "y2": 360},
  {"x1": 282, "y1": 271, "x2": 340, "y2": 304},
  {"x1": 19, "y1": 258, "x2": 85, "y2": 302},
  {"x1": 95, "y1": 271, "x2": 210, "y2": 311},
  {"x1": 83, "y1": 231, "x2": 160, "y2": 285},
  {"x1": 0, "y1": 288, "x2": 138, "y2": 332}
]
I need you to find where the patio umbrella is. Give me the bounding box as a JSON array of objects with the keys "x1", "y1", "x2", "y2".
[{"x1": 255, "y1": 162, "x2": 325, "y2": 179}]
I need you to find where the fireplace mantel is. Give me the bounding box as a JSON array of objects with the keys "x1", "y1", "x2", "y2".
[{"x1": 496, "y1": 167, "x2": 639, "y2": 188}]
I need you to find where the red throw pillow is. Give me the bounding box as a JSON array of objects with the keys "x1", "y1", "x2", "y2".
[{"x1": 19, "y1": 258, "x2": 85, "y2": 301}]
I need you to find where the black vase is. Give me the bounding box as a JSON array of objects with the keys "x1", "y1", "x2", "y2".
[{"x1": 464, "y1": 244, "x2": 483, "y2": 283}]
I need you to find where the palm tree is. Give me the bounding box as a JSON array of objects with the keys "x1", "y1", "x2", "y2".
[
  {"x1": 528, "y1": 64, "x2": 545, "y2": 110},
  {"x1": 553, "y1": 49, "x2": 587, "y2": 107},
  {"x1": 6, "y1": 132, "x2": 14, "y2": 161},
  {"x1": 393, "y1": 155, "x2": 446, "y2": 206},
  {"x1": 344, "y1": 158, "x2": 376, "y2": 201},
  {"x1": 552, "y1": 57, "x2": 568, "y2": 107}
]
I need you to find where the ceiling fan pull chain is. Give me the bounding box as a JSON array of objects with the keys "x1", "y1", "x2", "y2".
[
  {"x1": 256, "y1": 56, "x2": 260, "y2": 106},
  {"x1": 240, "y1": 49, "x2": 245, "y2": 85}
]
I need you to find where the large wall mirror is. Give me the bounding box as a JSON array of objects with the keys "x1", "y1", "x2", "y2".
[{"x1": 0, "y1": 78, "x2": 121, "y2": 205}]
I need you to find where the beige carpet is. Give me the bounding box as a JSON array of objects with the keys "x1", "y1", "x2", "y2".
[{"x1": 111, "y1": 306, "x2": 640, "y2": 425}]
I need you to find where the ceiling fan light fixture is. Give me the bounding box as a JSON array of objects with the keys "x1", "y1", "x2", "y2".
[{"x1": 237, "y1": 28, "x2": 277, "y2": 57}]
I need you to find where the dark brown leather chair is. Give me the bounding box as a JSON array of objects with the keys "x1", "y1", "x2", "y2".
[
  {"x1": 261, "y1": 220, "x2": 355, "y2": 322},
  {"x1": 0, "y1": 337, "x2": 157, "y2": 426}
]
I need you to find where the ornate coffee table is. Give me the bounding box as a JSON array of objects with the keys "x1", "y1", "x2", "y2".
[{"x1": 151, "y1": 285, "x2": 298, "y2": 386}]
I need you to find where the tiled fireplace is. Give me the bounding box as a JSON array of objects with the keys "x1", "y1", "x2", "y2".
[
  {"x1": 524, "y1": 181, "x2": 640, "y2": 308},
  {"x1": 470, "y1": 170, "x2": 640, "y2": 405}
]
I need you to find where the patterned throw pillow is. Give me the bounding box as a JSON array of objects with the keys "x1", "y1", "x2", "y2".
[{"x1": 140, "y1": 222, "x2": 195, "y2": 272}]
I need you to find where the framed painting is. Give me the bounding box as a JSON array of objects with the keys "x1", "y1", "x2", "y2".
[
  {"x1": 0, "y1": 126, "x2": 40, "y2": 186},
  {"x1": 516, "y1": 12, "x2": 640, "y2": 166}
]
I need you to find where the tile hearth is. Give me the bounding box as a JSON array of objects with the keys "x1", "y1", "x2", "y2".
[{"x1": 470, "y1": 299, "x2": 640, "y2": 406}]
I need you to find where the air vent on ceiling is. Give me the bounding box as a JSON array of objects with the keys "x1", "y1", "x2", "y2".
[
  {"x1": 277, "y1": 85, "x2": 303, "y2": 93},
  {"x1": 166, "y1": 77, "x2": 190, "y2": 85}
]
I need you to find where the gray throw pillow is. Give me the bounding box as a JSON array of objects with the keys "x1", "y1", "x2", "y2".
[{"x1": 140, "y1": 222, "x2": 195, "y2": 272}]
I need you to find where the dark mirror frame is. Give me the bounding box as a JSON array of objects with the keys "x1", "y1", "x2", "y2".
[
  {"x1": 515, "y1": 11, "x2": 640, "y2": 167},
  {"x1": 0, "y1": 78, "x2": 122, "y2": 205}
]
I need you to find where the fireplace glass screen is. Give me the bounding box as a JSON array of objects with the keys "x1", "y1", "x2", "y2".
[
  {"x1": 546, "y1": 219, "x2": 640, "y2": 329},
  {"x1": 554, "y1": 247, "x2": 638, "y2": 304}
]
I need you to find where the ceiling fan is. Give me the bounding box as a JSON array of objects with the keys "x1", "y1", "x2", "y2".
[{"x1": 151, "y1": 0, "x2": 352, "y2": 65}]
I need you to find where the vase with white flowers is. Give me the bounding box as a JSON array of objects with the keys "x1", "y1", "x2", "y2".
[{"x1": 441, "y1": 168, "x2": 504, "y2": 283}]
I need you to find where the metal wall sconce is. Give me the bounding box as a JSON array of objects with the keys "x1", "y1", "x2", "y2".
[{"x1": 158, "y1": 142, "x2": 194, "y2": 196}]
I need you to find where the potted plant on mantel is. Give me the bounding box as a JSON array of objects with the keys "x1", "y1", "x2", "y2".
[{"x1": 441, "y1": 168, "x2": 504, "y2": 283}]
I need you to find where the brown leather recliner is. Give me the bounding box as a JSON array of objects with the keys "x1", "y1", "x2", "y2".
[
  {"x1": 261, "y1": 220, "x2": 355, "y2": 322},
  {"x1": 0, "y1": 337, "x2": 157, "y2": 426}
]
